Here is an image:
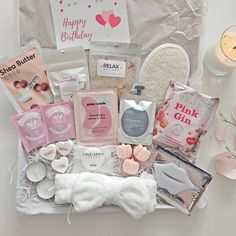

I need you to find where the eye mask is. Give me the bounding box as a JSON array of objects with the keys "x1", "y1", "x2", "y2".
[{"x1": 73, "y1": 89, "x2": 118, "y2": 146}]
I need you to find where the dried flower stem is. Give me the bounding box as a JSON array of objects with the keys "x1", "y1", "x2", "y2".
[
  {"x1": 224, "y1": 142, "x2": 236, "y2": 158},
  {"x1": 219, "y1": 112, "x2": 236, "y2": 127}
]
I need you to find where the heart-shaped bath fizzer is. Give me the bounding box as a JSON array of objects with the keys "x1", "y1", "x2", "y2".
[
  {"x1": 109, "y1": 14, "x2": 121, "y2": 28},
  {"x1": 101, "y1": 10, "x2": 114, "y2": 23},
  {"x1": 39, "y1": 144, "x2": 57, "y2": 161},
  {"x1": 133, "y1": 145, "x2": 151, "y2": 162},
  {"x1": 122, "y1": 158, "x2": 140, "y2": 175},
  {"x1": 116, "y1": 144, "x2": 132, "y2": 159},
  {"x1": 95, "y1": 14, "x2": 106, "y2": 26},
  {"x1": 51, "y1": 156, "x2": 69, "y2": 173},
  {"x1": 56, "y1": 140, "x2": 74, "y2": 156},
  {"x1": 82, "y1": 97, "x2": 99, "y2": 129}
]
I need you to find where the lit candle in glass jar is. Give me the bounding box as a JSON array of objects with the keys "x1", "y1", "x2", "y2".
[{"x1": 204, "y1": 26, "x2": 236, "y2": 76}]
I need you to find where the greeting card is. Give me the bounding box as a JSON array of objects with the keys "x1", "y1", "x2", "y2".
[{"x1": 50, "y1": 0, "x2": 130, "y2": 49}]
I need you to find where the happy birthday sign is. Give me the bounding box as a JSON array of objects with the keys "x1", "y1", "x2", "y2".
[{"x1": 50, "y1": 0, "x2": 130, "y2": 49}]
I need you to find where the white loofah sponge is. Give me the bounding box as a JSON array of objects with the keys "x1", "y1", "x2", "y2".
[{"x1": 139, "y1": 44, "x2": 190, "y2": 106}]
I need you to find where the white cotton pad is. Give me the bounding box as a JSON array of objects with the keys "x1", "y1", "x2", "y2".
[{"x1": 139, "y1": 44, "x2": 190, "y2": 106}]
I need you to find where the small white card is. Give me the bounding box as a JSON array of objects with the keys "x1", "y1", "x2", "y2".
[{"x1": 50, "y1": 0, "x2": 130, "y2": 49}]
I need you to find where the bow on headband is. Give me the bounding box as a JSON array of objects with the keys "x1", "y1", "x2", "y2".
[{"x1": 55, "y1": 172, "x2": 157, "y2": 219}]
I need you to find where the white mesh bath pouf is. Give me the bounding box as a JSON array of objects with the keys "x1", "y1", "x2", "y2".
[{"x1": 139, "y1": 44, "x2": 190, "y2": 106}]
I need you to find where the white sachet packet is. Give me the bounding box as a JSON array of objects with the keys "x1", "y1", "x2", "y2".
[{"x1": 43, "y1": 46, "x2": 89, "y2": 102}]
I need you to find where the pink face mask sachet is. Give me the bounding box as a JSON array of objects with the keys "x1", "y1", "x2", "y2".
[
  {"x1": 40, "y1": 101, "x2": 76, "y2": 143},
  {"x1": 11, "y1": 107, "x2": 47, "y2": 153},
  {"x1": 153, "y1": 81, "x2": 219, "y2": 162},
  {"x1": 73, "y1": 89, "x2": 118, "y2": 146}
]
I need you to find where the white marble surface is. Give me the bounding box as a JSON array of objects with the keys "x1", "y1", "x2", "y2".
[{"x1": 0, "y1": 0, "x2": 236, "y2": 235}]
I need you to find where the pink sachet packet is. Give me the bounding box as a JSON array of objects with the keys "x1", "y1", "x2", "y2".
[
  {"x1": 40, "y1": 101, "x2": 76, "y2": 143},
  {"x1": 73, "y1": 89, "x2": 118, "y2": 146},
  {"x1": 11, "y1": 107, "x2": 47, "y2": 153},
  {"x1": 153, "y1": 81, "x2": 219, "y2": 162}
]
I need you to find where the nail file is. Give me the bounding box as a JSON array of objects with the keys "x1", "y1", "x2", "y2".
[{"x1": 139, "y1": 44, "x2": 190, "y2": 106}]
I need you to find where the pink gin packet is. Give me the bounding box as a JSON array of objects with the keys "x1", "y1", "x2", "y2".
[
  {"x1": 153, "y1": 81, "x2": 219, "y2": 162},
  {"x1": 40, "y1": 101, "x2": 75, "y2": 143},
  {"x1": 11, "y1": 107, "x2": 47, "y2": 152}
]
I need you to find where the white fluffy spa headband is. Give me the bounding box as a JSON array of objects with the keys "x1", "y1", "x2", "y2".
[
  {"x1": 139, "y1": 43, "x2": 190, "y2": 106},
  {"x1": 55, "y1": 172, "x2": 157, "y2": 219}
]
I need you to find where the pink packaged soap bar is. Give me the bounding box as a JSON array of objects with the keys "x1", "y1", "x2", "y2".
[
  {"x1": 153, "y1": 81, "x2": 219, "y2": 162},
  {"x1": 40, "y1": 101, "x2": 75, "y2": 143},
  {"x1": 73, "y1": 89, "x2": 118, "y2": 146},
  {"x1": 11, "y1": 107, "x2": 47, "y2": 152}
]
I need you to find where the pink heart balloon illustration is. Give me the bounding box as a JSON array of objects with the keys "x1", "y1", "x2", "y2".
[
  {"x1": 101, "y1": 10, "x2": 114, "y2": 23},
  {"x1": 95, "y1": 14, "x2": 106, "y2": 26},
  {"x1": 109, "y1": 14, "x2": 121, "y2": 28}
]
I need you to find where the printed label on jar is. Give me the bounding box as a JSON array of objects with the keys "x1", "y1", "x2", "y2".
[{"x1": 97, "y1": 59, "x2": 126, "y2": 78}]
